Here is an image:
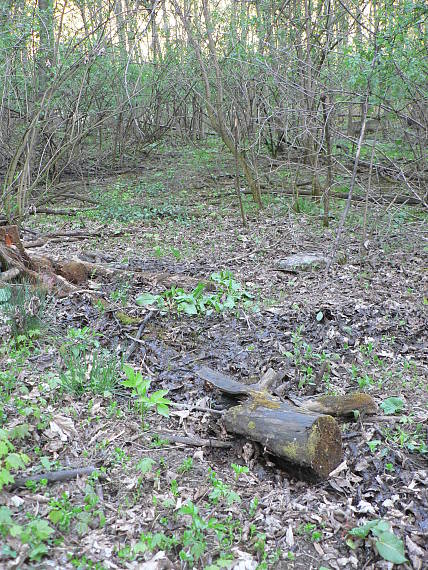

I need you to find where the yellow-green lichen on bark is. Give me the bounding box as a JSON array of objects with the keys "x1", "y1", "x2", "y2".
[
  {"x1": 248, "y1": 390, "x2": 281, "y2": 411},
  {"x1": 306, "y1": 422, "x2": 321, "y2": 461},
  {"x1": 317, "y1": 393, "x2": 377, "y2": 415},
  {"x1": 281, "y1": 440, "x2": 300, "y2": 460},
  {"x1": 225, "y1": 404, "x2": 243, "y2": 422}
]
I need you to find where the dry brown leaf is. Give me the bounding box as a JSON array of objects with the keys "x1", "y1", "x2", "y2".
[
  {"x1": 135, "y1": 551, "x2": 173, "y2": 570},
  {"x1": 47, "y1": 414, "x2": 77, "y2": 441}
]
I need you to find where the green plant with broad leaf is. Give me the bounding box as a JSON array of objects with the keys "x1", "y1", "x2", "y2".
[
  {"x1": 122, "y1": 365, "x2": 171, "y2": 426},
  {"x1": 367, "y1": 439, "x2": 382, "y2": 453},
  {"x1": 208, "y1": 469, "x2": 241, "y2": 505},
  {"x1": 0, "y1": 424, "x2": 30, "y2": 490},
  {"x1": 380, "y1": 397, "x2": 405, "y2": 415},
  {"x1": 0, "y1": 506, "x2": 55, "y2": 562},
  {"x1": 49, "y1": 486, "x2": 105, "y2": 536},
  {"x1": 136, "y1": 271, "x2": 255, "y2": 316},
  {"x1": 136, "y1": 457, "x2": 156, "y2": 477},
  {"x1": 347, "y1": 519, "x2": 407, "y2": 565}
]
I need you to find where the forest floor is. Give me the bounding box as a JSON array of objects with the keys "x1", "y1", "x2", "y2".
[{"x1": 1, "y1": 142, "x2": 427, "y2": 570}]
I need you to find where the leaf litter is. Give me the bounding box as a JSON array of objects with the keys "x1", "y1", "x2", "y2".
[{"x1": 0, "y1": 168, "x2": 427, "y2": 569}]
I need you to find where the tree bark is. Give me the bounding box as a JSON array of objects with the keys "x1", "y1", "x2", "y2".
[{"x1": 224, "y1": 397, "x2": 343, "y2": 480}]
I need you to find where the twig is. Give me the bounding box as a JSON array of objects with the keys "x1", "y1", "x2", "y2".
[
  {"x1": 125, "y1": 311, "x2": 156, "y2": 359},
  {"x1": 171, "y1": 402, "x2": 224, "y2": 416},
  {"x1": 145, "y1": 432, "x2": 232, "y2": 449},
  {"x1": 29, "y1": 207, "x2": 96, "y2": 216},
  {"x1": 9, "y1": 466, "x2": 104, "y2": 489},
  {"x1": 23, "y1": 237, "x2": 82, "y2": 248}
]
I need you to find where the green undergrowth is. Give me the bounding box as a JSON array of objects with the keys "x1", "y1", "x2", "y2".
[
  {"x1": 0, "y1": 282, "x2": 47, "y2": 337},
  {"x1": 0, "y1": 223, "x2": 423, "y2": 567},
  {"x1": 84, "y1": 181, "x2": 189, "y2": 224},
  {"x1": 136, "y1": 270, "x2": 256, "y2": 315},
  {"x1": 117, "y1": 464, "x2": 280, "y2": 569}
]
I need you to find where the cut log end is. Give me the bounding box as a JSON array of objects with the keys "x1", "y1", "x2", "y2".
[
  {"x1": 306, "y1": 415, "x2": 343, "y2": 479},
  {"x1": 57, "y1": 261, "x2": 88, "y2": 284}
]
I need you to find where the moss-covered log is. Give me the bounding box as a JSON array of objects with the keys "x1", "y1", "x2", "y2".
[
  {"x1": 297, "y1": 393, "x2": 377, "y2": 416},
  {"x1": 223, "y1": 396, "x2": 343, "y2": 480},
  {"x1": 197, "y1": 365, "x2": 377, "y2": 417}
]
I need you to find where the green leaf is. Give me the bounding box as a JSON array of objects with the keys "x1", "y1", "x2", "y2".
[
  {"x1": 9, "y1": 523, "x2": 22, "y2": 538},
  {"x1": 0, "y1": 544, "x2": 17, "y2": 559},
  {"x1": 9, "y1": 424, "x2": 30, "y2": 439},
  {"x1": 375, "y1": 530, "x2": 407, "y2": 564},
  {"x1": 151, "y1": 389, "x2": 170, "y2": 401},
  {"x1": 367, "y1": 439, "x2": 382, "y2": 453},
  {"x1": 5, "y1": 452, "x2": 29, "y2": 470},
  {"x1": 191, "y1": 283, "x2": 206, "y2": 299},
  {"x1": 123, "y1": 364, "x2": 135, "y2": 380},
  {"x1": 48, "y1": 510, "x2": 63, "y2": 525},
  {"x1": 24, "y1": 519, "x2": 54, "y2": 542},
  {"x1": 0, "y1": 506, "x2": 13, "y2": 525},
  {"x1": 136, "y1": 457, "x2": 155, "y2": 474},
  {"x1": 40, "y1": 457, "x2": 52, "y2": 471},
  {"x1": 370, "y1": 520, "x2": 391, "y2": 536},
  {"x1": 0, "y1": 441, "x2": 10, "y2": 458},
  {"x1": 136, "y1": 293, "x2": 160, "y2": 306},
  {"x1": 190, "y1": 539, "x2": 206, "y2": 560},
  {"x1": 316, "y1": 311, "x2": 324, "y2": 322},
  {"x1": 29, "y1": 543, "x2": 48, "y2": 561},
  {"x1": 156, "y1": 404, "x2": 170, "y2": 417},
  {"x1": 0, "y1": 468, "x2": 14, "y2": 489},
  {"x1": 222, "y1": 295, "x2": 235, "y2": 309},
  {"x1": 180, "y1": 301, "x2": 198, "y2": 315},
  {"x1": 349, "y1": 519, "x2": 381, "y2": 538},
  {"x1": 380, "y1": 397, "x2": 405, "y2": 415}
]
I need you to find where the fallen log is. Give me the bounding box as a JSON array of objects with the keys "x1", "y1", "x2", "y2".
[
  {"x1": 196, "y1": 366, "x2": 345, "y2": 479},
  {"x1": 29, "y1": 207, "x2": 86, "y2": 215},
  {"x1": 231, "y1": 187, "x2": 424, "y2": 206},
  {"x1": 223, "y1": 396, "x2": 342, "y2": 480},
  {"x1": 0, "y1": 225, "x2": 33, "y2": 265},
  {"x1": 0, "y1": 225, "x2": 211, "y2": 305},
  {"x1": 72, "y1": 258, "x2": 212, "y2": 290},
  {"x1": 196, "y1": 365, "x2": 377, "y2": 417},
  {"x1": 0, "y1": 235, "x2": 40, "y2": 284},
  {"x1": 292, "y1": 393, "x2": 377, "y2": 417}
]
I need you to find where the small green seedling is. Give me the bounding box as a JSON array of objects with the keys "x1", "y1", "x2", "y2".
[
  {"x1": 347, "y1": 519, "x2": 407, "y2": 565},
  {"x1": 231, "y1": 463, "x2": 249, "y2": 481},
  {"x1": 122, "y1": 365, "x2": 171, "y2": 426},
  {"x1": 178, "y1": 457, "x2": 193, "y2": 473},
  {"x1": 367, "y1": 439, "x2": 382, "y2": 453}
]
